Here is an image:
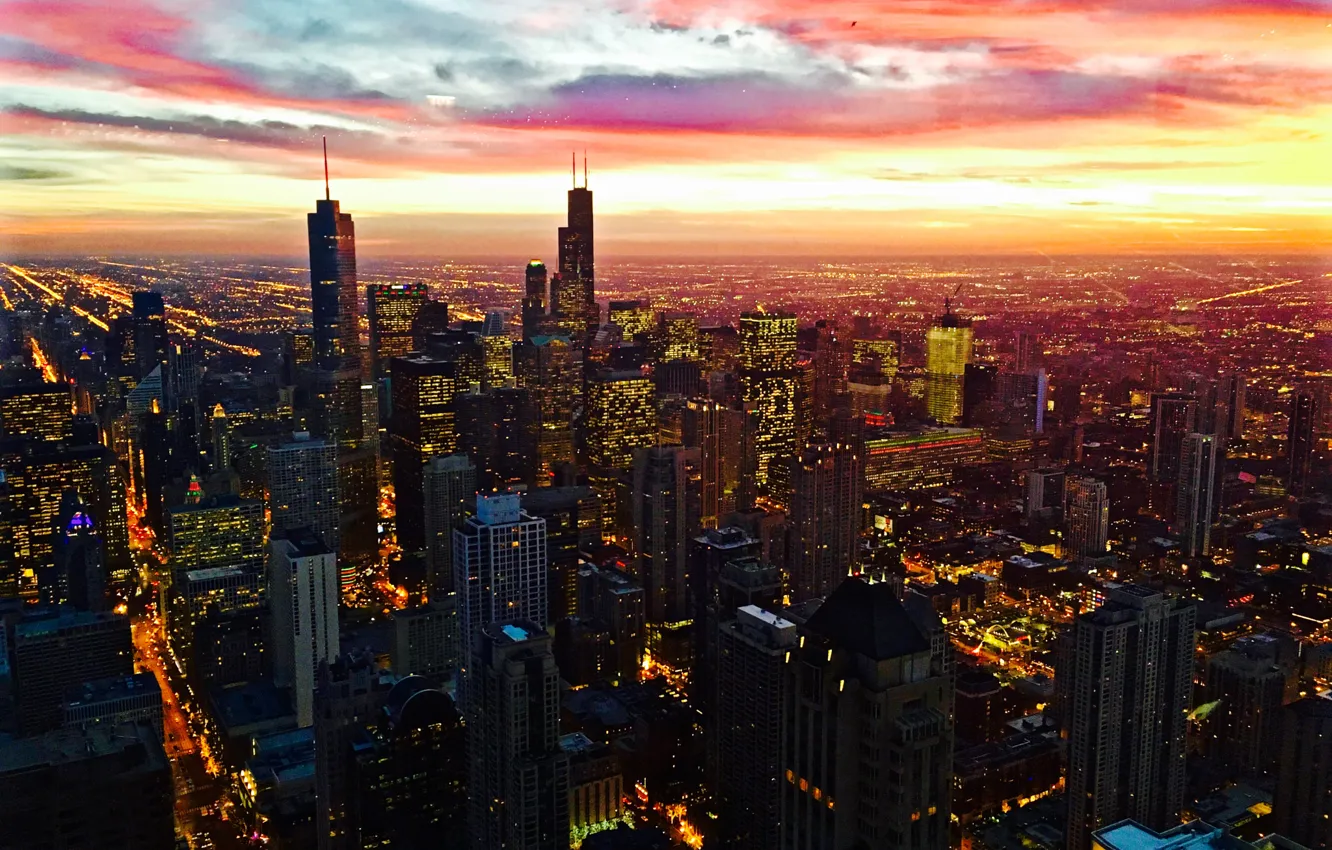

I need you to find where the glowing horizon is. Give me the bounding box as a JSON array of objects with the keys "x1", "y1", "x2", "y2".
[{"x1": 2, "y1": 0, "x2": 1331, "y2": 257}]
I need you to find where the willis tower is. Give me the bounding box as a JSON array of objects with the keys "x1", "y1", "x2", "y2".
[
  {"x1": 554, "y1": 153, "x2": 597, "y2": 339},
  {"x1": 308, "y1": 140, "x2": 378, "y2": 579}
]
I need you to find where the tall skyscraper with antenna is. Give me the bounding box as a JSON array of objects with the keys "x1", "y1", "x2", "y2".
[
  {"x1": 554, "y1": 153, "x2": 596, "y2": 339},
  {"x1": 307, "y1": 140, "x2": 378, "y2": 579}
]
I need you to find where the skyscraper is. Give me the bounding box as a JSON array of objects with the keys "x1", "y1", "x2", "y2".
[
  {"x1": 715, "y1": 605, "x2": 797, "y2": 850},
  {"x1": 780, "y1": 578, "x2": 953, "y2": 850},
  {"x1": 786, "y1": 442, "x2": 862, "y2": 602},
  {"x1": 131, "y1": 291, "x2": 169, "y2": 394},
  {"x1": 467, "y1": 620, "x2": 570, "y2": 850},
  {"x1": 268, "y1": 528, "x2": 340, "y2": 728},
  {"x1": 211, "y1": 402, "x2": 232, "y2": 470},
  {"x1": 1064, "y1": 585, "x2": 1196, "y2": 850},
  {"x1": 1065, "y1": 476, "x2": 1110, "y2": 561},
  {"x1": 1202, "y1": 635, "x2": 1287, "y2": 778},
  {"x1": 738, "y1": 311, "x2": 798, "y2": 504},
  {"x1": 168, "y1": 494, "x2": 265, "y2": 579},
  {"x1": 423, "y1": 454, "x2": 476, "y2": 599},
  {"x1": 1176, "y1": 432, "x2": 1220, "y2": 557},
  {"x1": 516, "y1": 335, "x2": 579, "y2": 483},
  {"x1": 522, "y1": 259, "x2": 549, "y2": 341},
  {"x1": 453, "y1": 494, "x2": 548, "y2": 676},
  {"x1": 1025, "y1": 467, "x2": 1066, "y2": 523},
  {"x1": 482, "y1": 312, "x2": 515, "y2": 388},
  {"x1": 1286, "y1": 384, "x2": 1322, "y2": 497},
  {"x1": 1220, "y1": 372, "x2": 1246, "y2": 441},
  {"x1": 1149, "y1": 392, "x2": 1198, "y2": 483},
  {"x1": 925, "y1": 305, "x2": 974, "y2": 425},
  {"x1": 307, "y1": 147, "x2": 376, "y2": 575},
  {"x1": 555, "y1": 161, "x2": 596, "y2": 340},
  {"x1": 390, "y1": 354, "x2": 460, "y2": 554},
  {"x1": 267, "y1": 433, "x2": 340, "y2": 560},
  {"x1": 48, "y1": 489, "x2": 106, "y2": 611},
  {"x1": 12, "y1": 608, "x2": 132, "y2": 735},
  {"x1": 584, "y1": 371, "x2": 656, "y2": 471},
  {"x1": 367, "y1": 282, "x2": 427, "y2": 380},
  {"x1": 632, "y1": 446, "x2": 701, "y2": 623}
]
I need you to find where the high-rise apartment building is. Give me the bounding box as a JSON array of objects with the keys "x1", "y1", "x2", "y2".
[
  {"x1": 468, "y1": 620, "x2": 570, "y2": 850},
  {"x1": 1026, "y1": 467, "x2": 1066, "y2": 523},
  {"x1": 1149, "y1": 392, "x2": 1198, "y2": 483},
  {"x1": 925, "y1": 306, "x2": 974, "y2": 425},
  {"x1": 1064, "y1": 585, "x2": 1196, "y2": 850},
  {"x1": 715, "y1": 605, "x2": 797, "y2": 850},
  {"x1": 1066, "y1": 476, "x2": 1110, "y2": 561},
  {"x1": 1177, "y1": 432, "x2": 1220, "y2": 557},
  {"x1": 392, "y1": 603, "x2": 460, "y2": 681},
  {"x1": 367, "y1": 282, "x2": 427, "y2": 379},
  {"x1": 683, "y1": 398, "x2": 743, "y2": 528},
  {"x1": 267, "y1": 433, "x2": 340, "y2": 560},
  {"x1": 268, "y1": 528, "x2": 340, "y2": 728},
  {"x1": 632, "y1": 446, "x2": 701, "y2": 623},
  {"x1": 739, "y1": 311, "x2": 798, "y2": 504},
  {"x1": 1202, "y1": 635, "x2": 1287, "y2": 778},
  {"x1": 584, "y1": 371, "x2": 656, "y2": 471},
  {"x1": 780, "y1": 578, "x2": 954, "y2": 850},
  {"x1": 454, "y1": 494, "x2": 548, "y2": 678},
  {"x1": 1274, "y1": 692, "x2": 1332, "y2": 850},
  {"x1": 390, "y1": 354, "x2": 460, "y2": 553},
  {"x1": 422, "y1": 454, "x2": 476, "y2": 599},
  {"x1": 787, "y1": 442, "x2": 862, "y2": 601}
]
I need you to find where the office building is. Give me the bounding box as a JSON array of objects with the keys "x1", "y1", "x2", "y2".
[
  {"x1": 658, "y1": 312, "x2": 699, "y2": 362},
  {"x1": 632, "y1": 446, "x2": 701, "y2": 623},
  {"x1": 454, "y1": 494, "x2": 548, "y2": 673},
  {"x1": 584, "y1": 371, "x2": 656, "y2": 470},
  {"x1": 390, "y1": 354, "x2": 460, "y2": 554},
  {"x1": 786, "y1": 442, "x2": 861, "y2": 601},
  {"x1": 467, "y1": 621, "x2": 570, "y2": 850},
  {"x1": 347, "y1": 676, "x2": 467, "y2": 848},
  {"x1": 523, "y1": 260, "x2": 549, "y2": 340},
  {"x1": 1064, "y1": 585, "x2": 1196, "y2": 850},
  {"x1": 1274, "y1": 692, "x2": 1332, "y2": 849},
  {"x1": 367, "y1": 282, "x2": 427, "y2": 379},
  {"x1": 413, "y1": 299, "x2": 451, "y2": 350},
  {"x1": 0, "y1": 383, "x2": 70, "y2": 442},
  {"x1": 211, "y1": 402, "x2": 233, "y2": 469},
  {"x1": 1066, "y1": 476, "x2": 1111, "y2": 561},
  {"x1": 168, "y1": 494, "x2": 265, "y2": 578},
  {"x1": 422, "y1": 454, "x2": 475, "y2": 599},
  {"x1": 1150, "y1": 392, "x2": 1198, "y2": 483},
  {"x1": 683, "y1": 398, "x2": 743, "y2": 528},
  {"x1": 715, "y1": 605, "x2": 797, "y2": 850},
  {"x1": 1026, "y1": 467, "x2": 1066, "y2": 523},
  {"x1": 562, "y1": 733, "x2": 625, "y2": 846},
  {"x1": 577, "y1": 564, "x2": 646, "y2": 684},
  {"x1": 1221, "y1": 373, "x2": 1246, "y2": 441},
  {"x1": 131, "y1": 291, "x2": 169, "y2": 393},
  {"x1": 862, "y1": 426, "x2": 985, "y2": 491},
  {"x1": 555, "y1": 166, "x2": 597, "y2": 339},
  {"x1": 392, "y1": 602, "x2": 459, "y2": 681},
  {"x1": 961, "y1": 363, "x2": 998, "y2": 427},
  {"x1": 269, "y1": 529, "x2": 340, "y2": 727},
  {"x1": 12, "y1": 609, "x2": 132, "y2": 736},
  {"x1": 0, "y1": 720, "x2": 173, "y2": 850},
  {"x1": 780, "y1": 578, "x2": 953, "y2": 850},
  {"x1": 1286, "y1": 385, "x2": 1322, "y2": 497},
  {"x1": 1177, "y1": 432, "x2": 1220, "y2": 558},
  {"x1": 516, "y1": 335, "x2": 579, "y2": 483},
  {"x1": 608, "y1": 300, "x2": 654, "y2": 338},
  {"x1": 47, "y1": 490, "x2": 105, "y2": 611},
  {"x1": 482, "y1": 321, "x2": 515, "y2": 389},
  {"x1": 739, "y1": 311, "x2": 799, "y2": 503},
  {"x1": 63, "y1": 673, "x2": 163, "y2": 739},
  {"x1": 267, "y1": 433, "x2": 340, "y2": 560},
  {"x1": 522, "y1": 485, "x2": 602, "y2": 623},
  {"x1": 925, "y1": 305, "x2": 974, "y2": 425}
]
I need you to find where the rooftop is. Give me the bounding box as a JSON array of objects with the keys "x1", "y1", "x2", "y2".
[
  {"x1": 1092, "y1": 820, "x2": 1256, "y2": 850},
  {"x1": 804, "y1": 577, "x2": 931, "y2": 661}
]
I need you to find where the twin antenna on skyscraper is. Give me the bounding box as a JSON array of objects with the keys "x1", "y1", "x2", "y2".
[{"x1": 572, "y1": 150, "x2": 588, "y2": 189}]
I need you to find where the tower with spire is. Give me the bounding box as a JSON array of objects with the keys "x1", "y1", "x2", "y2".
[{"x1": 553, "y1": 151, "x2": 596, "y2": 339}]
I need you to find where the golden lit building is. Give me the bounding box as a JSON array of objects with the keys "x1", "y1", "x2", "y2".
[
  {"x1": 167, "y1": 495, "x2": 266, "y2": 578},
  {"x1": 608, "y1": 300, "x2": 654, "y2": 338},
  {"x1": 853, "y1": 338, "x2": 900, "y2": 379},
  {"x1": 515, "y1": 335, "x2": 579, "y2": 484},
  {"x1": 367, "y1": 283, "x2": 428, "y2": 380},
  {"x1": 584, "y1": 371, "x2": 656, "y2": 470},
  {"x1": 0, "y1": 383, "x2": 71, "y2": 443},
  {"x1": 390, "y1": 355, "x2": 460, "y2": 553},
  {"x1": 482, "y1": 334, "x2": 514, "y2": 388},
  {"x1": 739, "y1": 311, "x2": 798, "y2": 504},
  {"x1": 926, "y1": 309, "x2": 974, "y2": 425},
  {"x1": 659, "y1": 312, "x2": 700, "y2": 362}
]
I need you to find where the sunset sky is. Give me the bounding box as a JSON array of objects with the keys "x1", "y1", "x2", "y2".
[{"x1": 2, "y1": 0, "x2": 1331, "y2": 257}]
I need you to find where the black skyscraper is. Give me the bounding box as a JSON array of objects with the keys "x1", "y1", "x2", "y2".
[
  {"x1": 555, "y1": 157, "x2": 596, "y2": 338},
  {"x1": 131, "y1": 291, "x2": 168, "y2": 394}
]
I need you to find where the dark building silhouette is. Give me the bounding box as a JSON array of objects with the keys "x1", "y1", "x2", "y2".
[
  {"x1": 12, "y1": 608, "x2": 132, "y2": 736},
  {"x1": 1286, "y1": 384, "x2": 1322, "y2": 497},
  {"x1": 1274, "y1": 692, "x2": 1332, "y2": 850}
]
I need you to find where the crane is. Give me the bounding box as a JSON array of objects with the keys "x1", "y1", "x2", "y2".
[{"x1": 944, "y1": 279, "x2": 966, "y2": 315}]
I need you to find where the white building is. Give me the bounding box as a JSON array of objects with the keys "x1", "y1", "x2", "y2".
[{"x1": 268, "y1": 528, "x2": 339, "y2": 727}]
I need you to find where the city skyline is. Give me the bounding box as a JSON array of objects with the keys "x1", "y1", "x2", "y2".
[{"x1": 4, "y1": 1, "x2": 1332, "y2": 257}]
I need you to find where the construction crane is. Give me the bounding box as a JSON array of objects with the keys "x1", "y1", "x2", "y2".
[{"x1": 944, "y1": 279, "x2": 966, "y2": 315}]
